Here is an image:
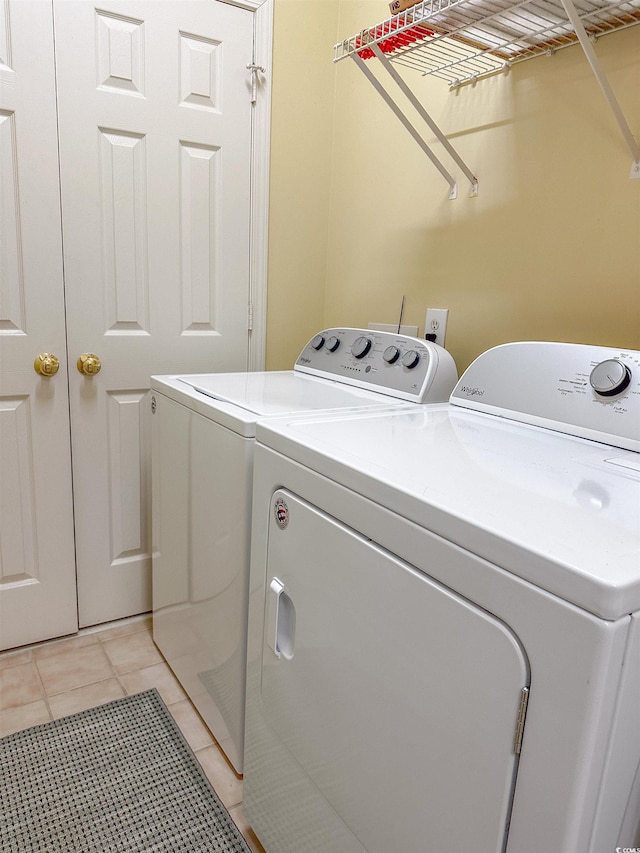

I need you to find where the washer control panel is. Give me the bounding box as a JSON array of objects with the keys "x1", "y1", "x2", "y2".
[
  {"x1": 295, "y1": 328, "x2": 458, "y2": 403},
  {"x1": 451, "y1": 341, "x2": 640, "y2": 452}
]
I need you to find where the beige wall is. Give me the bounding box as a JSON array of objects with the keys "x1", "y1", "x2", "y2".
[
  {"x1": 266, "y1": 0, "x2": 640, "y2": 372},
  {"x1": 264, "y1": 0, "x2": 340, "y2": 368}
]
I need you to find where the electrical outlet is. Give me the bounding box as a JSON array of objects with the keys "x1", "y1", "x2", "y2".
[{"x1": 425, "y1": 308, "x2": 449, "y2": 347}]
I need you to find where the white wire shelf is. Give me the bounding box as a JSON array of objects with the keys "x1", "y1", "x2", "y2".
[
  {"x1": 334, "y1": 0, "x2": 640, "y2": 196},
  {"x1": 334, "y1": 0, "x2": 640, "y2": 87}
]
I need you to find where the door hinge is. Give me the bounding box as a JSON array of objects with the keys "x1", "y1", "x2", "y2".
[
  {"x1": 514, "y1": 686, "x2": 530, "y2": 755},
  {"x1": 248, "y1": 300, "x2": 254, "y2": 332}
]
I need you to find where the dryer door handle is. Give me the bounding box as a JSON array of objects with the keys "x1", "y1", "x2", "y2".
[{"x1": 267, "y1": 577, "x2": 296, "y2": 660}]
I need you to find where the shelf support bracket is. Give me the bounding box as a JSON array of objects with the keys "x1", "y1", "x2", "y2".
[
  {"x1": 371, "y1": 44, "x2": 479, "y2": 197},
  {"x1": 559, "y1": 0, "x2": 640, "y2": 177},
  {"x1": 353, "y1": 51, "x2": 463, "y2": 199}
]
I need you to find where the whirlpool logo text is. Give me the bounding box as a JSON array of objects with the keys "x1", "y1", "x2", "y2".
[{"x1": 460, "y1": 386, "x2": 485, "y2": 397}]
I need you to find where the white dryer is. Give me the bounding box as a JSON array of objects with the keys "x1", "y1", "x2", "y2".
[
  {"x1": 244, "y1": 342, "x2": 640, "y2": 852},
  {"x1": 150, "y1": 328, "x2": 457, "y2": 773}
]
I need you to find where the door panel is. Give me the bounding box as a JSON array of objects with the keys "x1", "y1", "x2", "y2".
[
  {"x1": 106, "y1": 390, "x2": 149, "y2": 563},
  {"x1": 53, "y1": 0, "x2": 254, "y2": 626},
  {"x1": 250, "y1": 489, "x2": 530, "y2": 853},
  {"x1": 0, "y1": 0, "x2": 77, "y2": 649}
]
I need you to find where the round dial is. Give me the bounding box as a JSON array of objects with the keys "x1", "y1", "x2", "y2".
[
  {"x1": 351, "y1": 336, "x2": 372, "y2": 359},
  {"x1": 310, "y1": 334, "x2": 325, "y2": 351},
  {"x1": 589, "y1": 358, "x2": 631, "y2": 397},
  {"x1": 326, "y1": 335, "x2": 340, "y2": 352},
  {"x1": 401, "y1": 350, "x2": 420, "y2": 369},
  {"x1": 383, "y1": 346, "x2": 400, "y2": 364}
]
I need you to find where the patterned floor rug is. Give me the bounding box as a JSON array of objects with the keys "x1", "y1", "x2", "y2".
[{"x1": 0, "y1": 689, "x2": 250, "y2": 853}]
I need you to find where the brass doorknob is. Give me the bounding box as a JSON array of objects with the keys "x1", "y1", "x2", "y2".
[
  {"x1": 77, "y1": 353, "x2": 101, "y2": 376},
  {"x1": 34, "y1": 353, "x2": 60, "y2": 377}
]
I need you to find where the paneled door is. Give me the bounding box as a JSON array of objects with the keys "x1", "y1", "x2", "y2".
[
  {"x1": 0, "y1": 0, "x2": 78, "y2": 649},
  {"x1": 0, "y1": 0, "x2": 263, "y2": 649},
  {"x1": 54, "y1": 0, "x2": 255, "y2": 627}
]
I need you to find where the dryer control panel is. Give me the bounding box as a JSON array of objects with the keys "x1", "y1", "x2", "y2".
[
  {"x1": 294, "y1": 328, "x2": 458, "y2": 404},
  {"x1": 451, "y1": 341, "x2": 640, "y2": 452}
]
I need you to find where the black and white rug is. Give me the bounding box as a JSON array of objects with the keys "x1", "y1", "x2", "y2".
[{"x1": 0, "y1": 689, "x2": 251, "y2": 853}]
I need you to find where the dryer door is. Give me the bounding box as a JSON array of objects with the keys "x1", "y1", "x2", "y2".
[{"x1": 249, "y1": 490, "x2": 530, "y2": 853}]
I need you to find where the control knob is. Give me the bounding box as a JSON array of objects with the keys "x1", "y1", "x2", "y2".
[
  {"x1": 326, "y1": 335, "x2": 340, "y2": 352},
  {"x1": 589, "y1": 358, "x2": 631, "y2": 397},
  {"x1": 401, "y1": 350, "x2": 420, "y2": 369},
  {"x1": 351, "y1": 336, "x2": 372, "y2": 359},
  {"x1": 383, "y1": 346, "x2": 400, "y2": 364},
  {"x1": 310, "y1": 334, "x2": 325, "y2": 351}
]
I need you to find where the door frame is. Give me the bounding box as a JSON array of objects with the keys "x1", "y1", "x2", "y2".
[{"x1": 228, "y1": 0, "x2": 272, "y2": 371}]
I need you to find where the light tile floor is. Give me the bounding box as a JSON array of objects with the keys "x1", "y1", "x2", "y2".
[{"x1": 0, "y1": 614, "x2": 265, "y2": 853}]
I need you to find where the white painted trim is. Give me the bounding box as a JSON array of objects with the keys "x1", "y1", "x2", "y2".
[
  {"x1": 247, "y1": 0, "x2": 272, "y2": 370},
  {"x1": 220, "y1": 0, "x2": 266, "y2": 10},
  {"x1": 217, "y1": 0, "x2": 271, "y2": 370}
]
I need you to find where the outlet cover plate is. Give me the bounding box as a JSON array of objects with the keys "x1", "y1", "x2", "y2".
[{"x1": 425, "y1": 308, "x2": 448, "y2": 347}]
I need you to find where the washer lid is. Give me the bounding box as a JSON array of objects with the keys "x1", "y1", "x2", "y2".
[
  {"x1": 151, "y1": 371, "x2": 413, "y2": 437},
  {"x1": 256, "y1": 405, "x2": 640, "y2": 620},
  {"x1": 179, "y1": 370, "x2": 406, "y2": 414}
]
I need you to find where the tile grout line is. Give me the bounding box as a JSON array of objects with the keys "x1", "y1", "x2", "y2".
[
  {"x1": 96, "y1": 632, "x2": 131, "y2": 700},
  {"x1": 31, "y1": 657, "x2": 54, "y2": 723}
]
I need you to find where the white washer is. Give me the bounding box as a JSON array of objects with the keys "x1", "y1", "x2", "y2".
[
  {"x1": 244, "y1": 342, "x2": 640, "y2": 852},
  {"x1": 150, "y1": 328, "x2": 457, "y2": 773}
]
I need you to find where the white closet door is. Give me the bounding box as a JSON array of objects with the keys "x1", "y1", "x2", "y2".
[
  {"x1": 53, "y1": 0, "x2": 254, "y2": 627},
  {"x1": 0, "y1": 0, "x2": 78, "y2": 650}
]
